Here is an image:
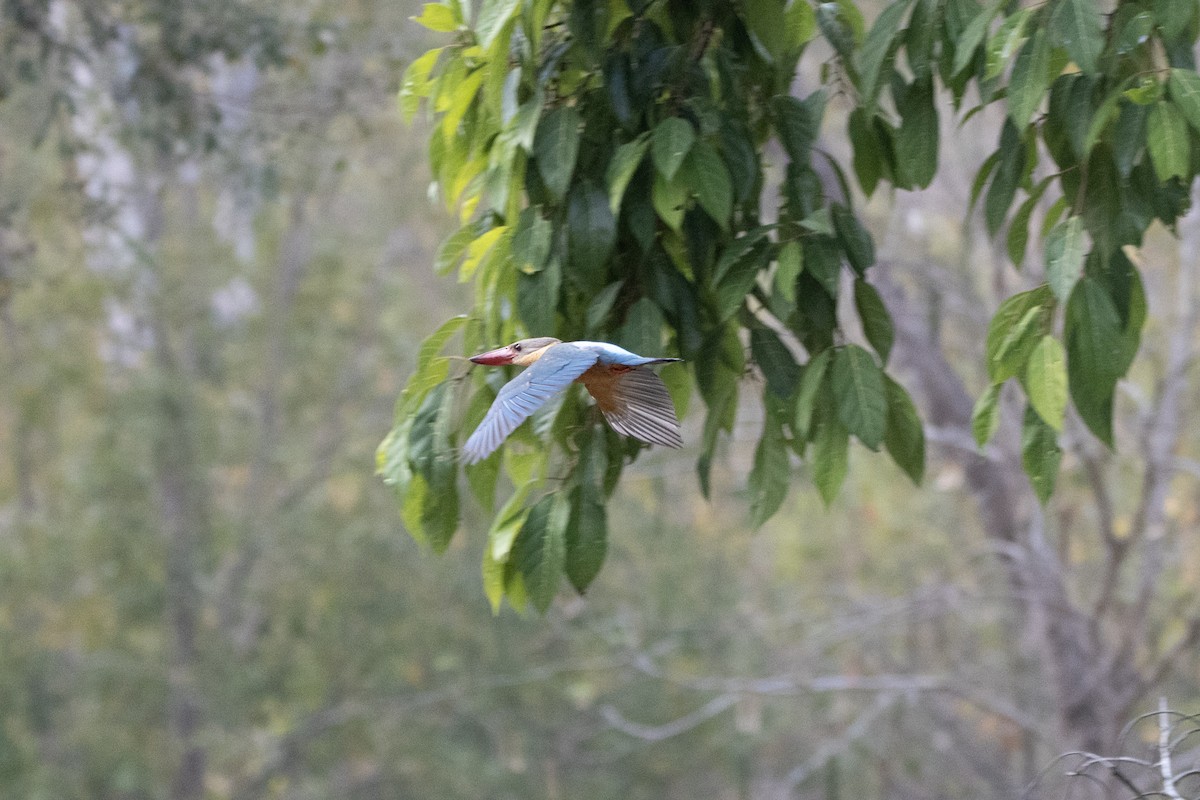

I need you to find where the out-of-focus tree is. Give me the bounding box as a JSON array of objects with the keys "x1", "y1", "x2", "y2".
[
  {"x1": 380, "y1": 0, "x2": 1200, "y2": 793},
  {"x1": 0, "y1": 1, "x2": 466, "y2": 797}
]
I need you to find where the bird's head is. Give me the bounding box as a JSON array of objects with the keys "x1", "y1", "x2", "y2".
[{"x1": 469, "y1": 337, "x2": 561, "y2": 367}]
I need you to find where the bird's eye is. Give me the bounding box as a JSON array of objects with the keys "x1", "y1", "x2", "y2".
[{"x1": 512, "y1": 343, "x2": 522, "y2": 352}]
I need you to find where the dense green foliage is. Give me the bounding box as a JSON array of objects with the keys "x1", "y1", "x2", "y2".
[
  {"x1": 5, "y1": 1, "x2": 1200, "y2": 797},
  {"x1": 381, "y1": 0, "x2": 1200, "y2": 607}
]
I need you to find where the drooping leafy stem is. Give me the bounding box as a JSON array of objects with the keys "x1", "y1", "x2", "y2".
[{"x1": 380, "y1": 0, "x2": 1200, "y2": 611}]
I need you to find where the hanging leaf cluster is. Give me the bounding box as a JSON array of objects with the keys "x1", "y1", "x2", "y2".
[{"x1": 380, "y1": 0, "x2": 1200, "y2": 609}]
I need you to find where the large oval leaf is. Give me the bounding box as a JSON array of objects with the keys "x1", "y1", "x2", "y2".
[
  {"x1": 534, "y1": 106, "x2": 582, "y2": 200},
  {"x1": 830, "y1": 344, "x2": 886, "y2": 450}
]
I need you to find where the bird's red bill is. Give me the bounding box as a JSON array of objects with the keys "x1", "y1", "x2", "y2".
[{"x1": 469, "y1": 346, "x2": 515, "y2": 365}]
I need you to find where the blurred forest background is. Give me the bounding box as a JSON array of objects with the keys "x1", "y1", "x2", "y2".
[{"x1": 1, "y1": 1, "x2": 1199, "y2": 799}]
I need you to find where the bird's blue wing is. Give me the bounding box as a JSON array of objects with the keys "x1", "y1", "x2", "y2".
[{"x1": 462, "y1": 344, "x2": 599, "y2": 464}]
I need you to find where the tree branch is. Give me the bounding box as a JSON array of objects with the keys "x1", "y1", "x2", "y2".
[{"x1": 600, "y1": 694, "x2": 739, "y2": 742}]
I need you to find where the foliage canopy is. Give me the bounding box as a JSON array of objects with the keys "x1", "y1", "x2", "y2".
[{"x1": 380, "y1": 0, "x2": 1200, "y2": 610}]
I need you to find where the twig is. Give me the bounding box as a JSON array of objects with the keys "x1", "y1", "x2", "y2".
[
  {"x1": 778, "y1": 692, "x2": 900, "y2": 794},
  {"x1": 600, "y1": 694, "x2": 738, "y2": 742},
  {"x1": 1159, "y1": 698, "x2": 1186, "y2": 800}
]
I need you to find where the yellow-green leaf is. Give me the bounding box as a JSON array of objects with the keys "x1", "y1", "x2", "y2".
[
  {"x1": 972, "y1": 382, "x2": 1002, "y2": 447},
  {"x1": 1024, "y1": 335, "x2": 1067, "y2": 431},
  {"x1": 413, "y1": 2, "x2": 460, "y2": 32}
]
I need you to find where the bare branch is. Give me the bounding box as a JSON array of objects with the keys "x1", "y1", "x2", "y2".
[
  {"x1": 600, "y1": 694, "x2": 739, "y2": 742},
  {"x1": 1159, "y1": 698, "x2": 1186, "y2": 800},
  {"x1": 778, "y1": 692, "x2": 901, "y2": 796}
]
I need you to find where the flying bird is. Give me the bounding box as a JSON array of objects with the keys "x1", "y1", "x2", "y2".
[{"x1": 461, "y1": 337, "x2": 683, "y2": 464}]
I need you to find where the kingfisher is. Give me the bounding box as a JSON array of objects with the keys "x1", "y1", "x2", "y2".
[{"x1": 461, "y1": 337, "x2": 684, "y2": 464}]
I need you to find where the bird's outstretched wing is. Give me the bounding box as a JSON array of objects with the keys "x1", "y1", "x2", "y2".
[
  {"x1": 462, "y1": 344, "x2": 599, "y2": 464},
  {"x1": 583, "y1": 366, "x2": 683, "y2": 449}
]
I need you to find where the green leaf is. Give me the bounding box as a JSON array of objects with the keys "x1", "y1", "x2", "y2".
[
  {"x1": 460, "y1": 225, "x2": 509, "y2": 283},
  {"x1": 652, "y1": 117, "x2": 696, "y2": 181},
  {"x1": 1065, "y1": 277, "x2": 1124, "y2": 444},
  {"x1": 985, "y1": 286, "x2": 1052, "y2": 383},
  {"x1": 986, "y1": 121, "x2": 1028, "y2": 237},
  {"x1": 749, "y1": 410, "x2": 790, "y2": 528},
  {"x1": 586, "y1": 281, "x2": 624, "y2": 332},
  {"x1": 832, "y1": 204, "x2": 875, "y2": 274},
  {"x1": 894, "y1": 78, "x2": 938, "y2": 188},
  {"x1": 618, "y1": 297, "x2": 666, "y2": 355},
  {"x1": 413, "y1": 2, "x2": 460, "y2": 32},
  {"x1": 848, "y1": 108, "x2": 883, "y2": 196},
  {"x1": 398, "y1": 48, "x2": 442, "y2": 122},
  {"x1": 714, "y1": 227, "x2": 771, "y2": 284},
  {"x1": 786, "y1": 0, "x2": 818, "y2": 49},
  {"x1": 680, "y1": 140, "x2": 733, "y2": 229},
  {"x1": 488, "y1": 481, "x2": 536, "y2": 562},
  {"x1": 1006, "y1": 176, "x2": 1053, "y2": 267},
  {"x1": 810, "y1": 393, "x2": 849, "y2": 505},
  {"x1": 511, "y1": 494, "x2": 568, "y2": 613},
  {"x1": 985, "y1": 8, "x2": 1032, "y2": 80},
  {"x1": 830, "y1": 344, "x2": 886, "y2": 450},
  {"x1": 1023, "y1": 335, "x2": 1067, "y2": 431},
  {"x1": 883, "y1": 375, "x2": 924, "y2": 484},
  {"x1": 517, "y1": 254, "x2": 561, "y2": 333},
  {"x1": 476, "y1": 0, "x2": 520, "y2": 48},
  {"x1": 751, "y1": 327, "x2": 801, "y2": 398},
  {"x1": 511, "y1": 91, "x2": 543, "y2": 152},
  {"x1": 1044, "y1": 215, "x2": 1086, "y2": 302},
  {"x1": 398, "y1": 315, "x2": 469, "y2": 415},
  {"x1": 607, "y1": 134, "x2": 650, "y2": 214},
  {"x1": 482, "y1": 538, "x2": 507, "y2": 613},
  {"x1": 1021, "y1": 404, "x2": 1060, "y2": 504},
  {"x1": 440, "y1": 68, "x2": 485, "y2": 140},
  {"x1": 1048, "y1": 0, "x2": 1102, "y2": 73},
  {"x1": 1123, "y1": 76, "x2": 1163, "y2": 106},
  {"x1": 1008, "y1": 29, "x2": 1052, "y2": 129},
  {"x1": 971, "y1": 382, "x2": 1002, "y2": 447},
  {"x1": 969, "y1": 150, "x2": 1001, "y2": 215},
  {"x1": 567, "y1": 182, "x2": 616, "y2": 288},
  {"x1": 565, "y1": 435, "x2": 607, "y2": 593},
  {"x1": 801, "y1": 235, "x2": 841, "y2": 298},
  {"x1": 799, "y1": 206, "x2": 834, "y2": 236},
  {"x1": 408, "y1": 384, "x2": 460, "y2": 552},
  {"x1": 952, "y1": 0, "x2": 1000, "y2": 76},
  {"x1": 794, "y1": 348, "x2": 831, "y2": 439},
  {"x1": 715, "y1": 241, "x2": 767, "y2": 321},
  {"x1": 1147, "y1": 101, "x2": 1190, "y2": 182},
  {"x1": 857, "y1": 0, "x2": 913, "y2": 111},
  {"x1": 1115, "y1": 8, "x2": 1154, "y2": 54},
  {"x1": 401, "y1": 472, "x2": 430, "y2": 544},
  {"x1": 1156, "y1": 0, "x2": 1197, "y2": 38},
  {"x1": 652, "y1": 171, "x2": 687, "y2": 232},
  {"x1": 533, "y1": 106, "x2": 582, "y2": 200},
  {"x1": 1041, "y1": 196, "x2": 1069, "y2": 239},
  {"x1": 742, "y1": 0, "x2": 790, "y2": 62},
  {"x1": 464, "y1": 396, "x2": 501, "y2": 508},
  {"x1": 905, "y1": 0, "x2": 938, "y2": 80},
  {"x1": 775, "y1": 241, "x2": 804, "y2": 304},
  {"x1": 512, "y1": 208, "x2": 552, "y2": 274},
  {"x1": 1168, "y1": 68, "x2": 1200, "y2": 134},
  {"x1": 772, "y1": 94, "x2": 820, "y2": 163},
  {"x1": 1082, "y1": 87, "x2": 1123, "y2": 155},
  {"x1": 434, "y1": 222, "x2": 477, "y2": 276},
  {"x1": 853, "y1": 279, "x2": 893, "y2": 362}
]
